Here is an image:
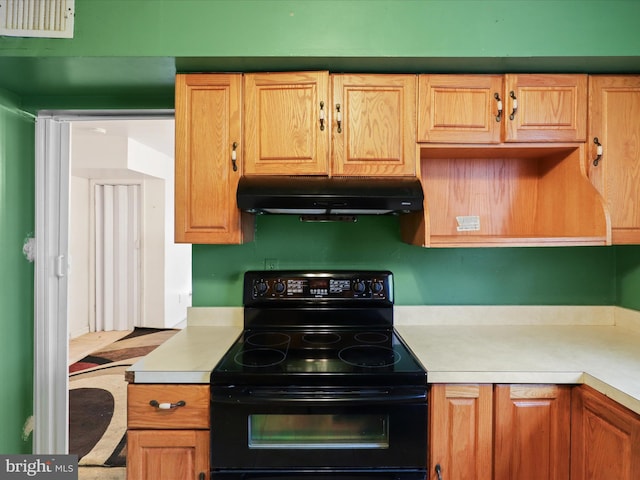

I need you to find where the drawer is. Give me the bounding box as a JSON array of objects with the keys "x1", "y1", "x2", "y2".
[{"x1": 127, "y1": 384, "x2": 209, "y2": 429}]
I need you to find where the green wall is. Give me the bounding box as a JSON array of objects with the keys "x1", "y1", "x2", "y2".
[
  {"x1": 0, "y1": 90, "x2": 35, "y2": 454},
  {"x1": 2, "y1": 0, "x2": 640, "y2": 58},
  {"x1": 193, "y1": 216, "x2": 616, "y2": 306},
  {"x1": 617, "y1": 246, "x2": 640, "y2": 311}
]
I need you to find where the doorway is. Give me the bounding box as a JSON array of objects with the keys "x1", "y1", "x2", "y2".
[{"x1": 34, "y1": 111, "x2": 190, "y2": 454}]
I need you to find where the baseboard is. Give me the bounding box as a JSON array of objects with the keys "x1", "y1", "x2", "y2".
[{"x1": 69, "y1": 325, "x2": 90, "y2": 340}]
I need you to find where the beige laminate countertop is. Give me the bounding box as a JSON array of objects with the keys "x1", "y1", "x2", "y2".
[{"x1": 127, "y1": 306, "x2": 640, "y2": 415}]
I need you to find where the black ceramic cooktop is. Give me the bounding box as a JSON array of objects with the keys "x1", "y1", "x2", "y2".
[{"x1": 211, "y1": 328, "x2": 426, "y2": 387}]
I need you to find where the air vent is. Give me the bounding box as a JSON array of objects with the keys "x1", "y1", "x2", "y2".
[{"x1": 0, "y1": 0, "x2": 74, "y2": 38}]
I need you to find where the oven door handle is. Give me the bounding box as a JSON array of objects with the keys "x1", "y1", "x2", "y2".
[{"x1": 212, "y1": 387, "x2": 427, "y2": 404}]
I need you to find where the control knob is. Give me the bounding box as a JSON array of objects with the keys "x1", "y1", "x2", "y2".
[
  {"x1": 255, "y1": 281, "x2": 268, "y2": 295},
  {"x1": 273, "y1": 281, "x2": 286, "y2": 294},
  {"x1": 371, "y1": 281, "x2": 384, "y2": 294},
  {"x1": 353, "y1": 280, "x2": 366, "y2": 294}
]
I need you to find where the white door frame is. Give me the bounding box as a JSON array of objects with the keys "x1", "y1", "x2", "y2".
[{"x1": 34, "y1": 110, "x2": 173, "y2": 454}]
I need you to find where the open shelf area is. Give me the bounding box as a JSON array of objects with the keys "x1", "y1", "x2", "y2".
[{"x1": 401, "y1": 144, "x2": 610, "y2": 248}]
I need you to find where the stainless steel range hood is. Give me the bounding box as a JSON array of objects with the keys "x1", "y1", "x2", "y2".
[{"x1": 237, "y1": 176, "x2": 424, "y2": 216}]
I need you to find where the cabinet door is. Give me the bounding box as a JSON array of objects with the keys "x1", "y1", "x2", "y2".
[
  {"x1": 494, "y1": 384, "x2": 570, "y2": 480},
  {"x1": 418, "y1": 74, "x2": 503, "y2": 144},
  {"x1": 588, "y1": 75, "x2": 640, "y2": 244},
  {"x1": 175, "y1": 74, "x2": 249, "y2": 244},
  {"x1": 332, "y1": 74, "x2": 416, "y2": 176},
  {"x1": 128, "y1": 429, "x2": 209, "y2": 480},
  {"x1": 504, "y1": 74, "x2": 587, "y2": 142},
  {"x1": 571, "y1": 385, "x2": 640, "y2": 480},
  {"x1": 244, "y1": 71, "x2": 330, "y2": 175},
  {"x1": 429, "y1": 384, "x2": 493, "y2": 480}
]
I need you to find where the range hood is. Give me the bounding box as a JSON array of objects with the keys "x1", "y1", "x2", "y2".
[{"x1": 237, "y1": 176, "x2": 424, "y2": 216}]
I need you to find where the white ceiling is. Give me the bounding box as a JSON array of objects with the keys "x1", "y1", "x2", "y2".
[{"x1": 72, "y1": 118, "x2": 175, "y2": 158}]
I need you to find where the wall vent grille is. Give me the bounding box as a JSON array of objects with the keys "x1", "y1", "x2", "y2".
[{"x1": 0, "y1": 0, "x2": 74, "y2": 38}]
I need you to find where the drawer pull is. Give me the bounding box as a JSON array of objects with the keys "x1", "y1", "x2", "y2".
[{"x1": 149, "y1": 400, "x2": 186, "y2": 410}]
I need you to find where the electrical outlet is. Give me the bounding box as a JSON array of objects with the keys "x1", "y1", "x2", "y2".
[{"x1": 265, "y1": 258, "x2": 279, "y2": 270}]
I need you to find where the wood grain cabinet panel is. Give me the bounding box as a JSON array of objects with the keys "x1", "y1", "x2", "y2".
[
  {"x1": 571, "y1": 385, "x2": 640, "y2": 480},
  {"x1": 418, "y1": 74, "x2": 586, "y2": 144},
  {"x1": 127, "y1": 383, "x2": 210, "y2": 480},
  {"x1": 494, "y1": 384, "x2": 571, "y2": 480},
  {"x1": 588, "y1": 75, "x2": 640, "y2": 244},
  {"x1": 505, "y1": 74, "x2": 587, "y2": 143},
  {"x1": 429, "y1": 384, "x2": 493, "y2": 480},
  {"x1": 332, "y1": 74, "x2": 416, "y2": 176},
  {"x1": 175, "y1": 73, "x2": 251, "y2": 244},
  {"x1": 128, "y1": 430, "x2": 209, "y2": 480},
  {"x1": 418, "y1": 75, "x2": 503, "y2": 144},
  {"x1": 243, "y1": 71, "x2": 330, "y2": 175},
  {"x1": 127, "y1": 384, "x2": 209, "y2": 429}
]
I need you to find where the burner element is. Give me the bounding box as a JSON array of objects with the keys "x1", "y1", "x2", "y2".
[
  {"x1": 234, "y1": 348, "x2": 286, "y2": 368},
  {"x1": 338, "y1": 345, "x2": 401, "y2": 368},
  {"x1": 355, "y1": 332, "x2": 389, "y2": 344},
  {"x1": 302, "y1": 332, "x2": 341, "y2": 345},
  {"x1": 246, "y1": 332, "x2": 291, "y2": 348}
]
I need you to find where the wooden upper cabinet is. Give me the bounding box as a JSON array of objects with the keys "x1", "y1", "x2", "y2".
[
  {"x1": 174, "y1": 74, "x2": 251, "y2": 244},
  {"x1": 494, "y1": 384, "x2": 571, "y2": 480},
  {"x1": 588, "y1": 76, "x2": 640, "y2": 244},
  {"x1": 429, "y1": 384, "x2": 493, "y2": 480},
  {"x1": 505, "y1": 74, "x2": 587, "y2": 142},
  {"x1": 571, "y1": 385, "x2": 640, "y2": 480},
  {"x1": 418, "y1": 75, "x2": 503, "y2": 143},
  {"x1": 331, "y1": 74, "x2": 417, "y2": 176},
  {"x1": 243, "y1": 71, "x2": 330, "y2": 175},
  {"x1": 418, "y1": 74, "x2": 587, "y2": 143}
]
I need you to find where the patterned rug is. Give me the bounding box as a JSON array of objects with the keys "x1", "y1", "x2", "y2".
[{"x1": 68, "y1": 327, "x2": 179, "y2": 468}]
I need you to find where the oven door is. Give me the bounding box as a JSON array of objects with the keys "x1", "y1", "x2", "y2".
[{"x1": 210, "y1": 385, "x2": 427, "y2": 476}]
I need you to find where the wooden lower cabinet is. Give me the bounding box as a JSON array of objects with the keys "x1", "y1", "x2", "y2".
[
  {"x1": 429, "y1": 384, "x2": 493, "y2": 480},
  {"x1": 128, "y1": 430, "x2": 209, "y2": 480},
  {"x1": 571, "y1": 385, "x2": 640, "y2": 480},
  {"x1": 494, "y1": 384, "x2": 571, "y2": 480},
  {"x1": 429, "y1": 384, "x2": 571, "y2": 480},
  {"x1": 127, "y1": 384, "x2": 210, "y2": 480}
]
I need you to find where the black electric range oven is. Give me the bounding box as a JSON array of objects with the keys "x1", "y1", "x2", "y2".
[{"x1": 210, "y1": 271, "x2": 428, "y2": 480}]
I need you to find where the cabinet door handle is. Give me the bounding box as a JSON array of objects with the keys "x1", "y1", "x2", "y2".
[
  {"x1": 335, "y1": 103, "x2": 342, "y2": 133},
  {"x1": 198, "y1": 472, "x2": 205, "y2": 480},
  {"x1": 509, "y1": 90, "x2": 518, "y2": 120},
  {"x1": 231, "y1": 142, "x2": 238, "y2": 172},
  {"x1": 494, "y1": 93, "x2": 503, "y2": 122},
  {"x1": 593, "y1": 137, "x2": 603, "y2": 166},
  {"x1": 319, "y1": 101, "x2": 326, "y2": 131},
  {"x1": 149, "y1": 400, "x2": 186, "y2": 409},
  {"x1": 435, "y1": 463, "x2": 443, "y2": 480}
]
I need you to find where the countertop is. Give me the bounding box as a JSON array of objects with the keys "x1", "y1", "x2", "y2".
[{"x1": 127, "y1": 305, "x2": 640, "y2": 415}]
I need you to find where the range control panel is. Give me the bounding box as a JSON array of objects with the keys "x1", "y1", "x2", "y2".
[{"x1": 244, "y1": 271, "x2": 393, "y2": 302}]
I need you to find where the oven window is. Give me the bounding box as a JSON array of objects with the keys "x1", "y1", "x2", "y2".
[{"x1": 248, "y1": 414, "x2": 389, "y2": 449}]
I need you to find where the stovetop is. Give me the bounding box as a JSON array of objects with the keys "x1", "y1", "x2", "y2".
[
  {"x1": 210, "y1": 270, "x2": 427, "y2": 387},
  {"x1": 211, "y1": 327, "x2": 426, "y2": 386}
]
